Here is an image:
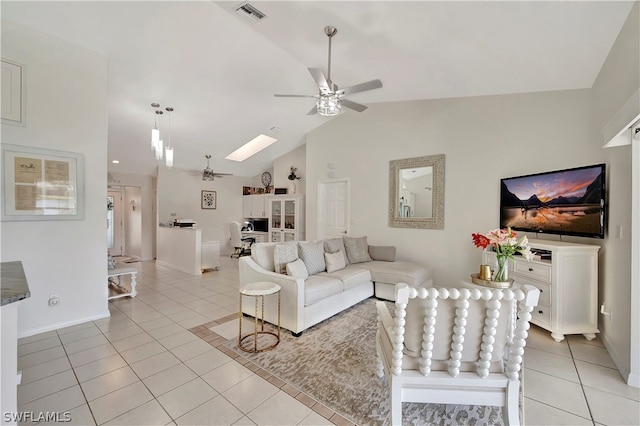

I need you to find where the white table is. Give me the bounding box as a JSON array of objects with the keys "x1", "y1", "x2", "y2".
[
  {"x1": 238, "y1": 282, "x2": 281, "y2": 353},
  {"x1": 108, "y1": 266, "x2": 138, "y2": 300}
]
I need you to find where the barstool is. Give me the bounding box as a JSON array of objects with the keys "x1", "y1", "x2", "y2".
[{"x1": 238, "y1": 281, "x2": 281, "y2": 352}]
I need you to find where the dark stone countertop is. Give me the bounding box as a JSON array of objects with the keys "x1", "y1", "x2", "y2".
[{"x1": 1, "y1": 261, "x2": 31, "y2": 306}]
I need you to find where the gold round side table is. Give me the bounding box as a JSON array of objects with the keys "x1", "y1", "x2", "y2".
[{"x1": 238, "y1": 281, "x2": 281, "y2": 353}]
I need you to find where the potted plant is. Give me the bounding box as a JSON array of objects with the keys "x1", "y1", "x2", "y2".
[{"x1": 288, "y1": 166, "x2": 301, "y2": 193}]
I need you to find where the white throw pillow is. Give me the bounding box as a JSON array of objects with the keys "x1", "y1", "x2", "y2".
[
  {"x1": 324, "y1": 250, "x2": 346, "y2": 273},
  {"x1": 286, "y1": 258, "x2": 309, "y2": 279},
  {"x1": 273, "y1": 242, "x2": 298, "y2": 274}
]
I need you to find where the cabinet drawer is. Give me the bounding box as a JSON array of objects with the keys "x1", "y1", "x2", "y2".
[
  {"x1": 533, "y1": 281, "x2": 551, "y2": 306},
  {"x1": 532, "y1": 303, "x2": 551, "y2": 326},
  {"x1": 513, "y1": 260, "x2": 551, "y2": 283}
]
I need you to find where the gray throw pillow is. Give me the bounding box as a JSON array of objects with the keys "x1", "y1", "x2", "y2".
[
  {"x1": 298, "y1": 241, "x2": 326, "y2": 275},
  {"x1": 343, "y1": 236, "x2": 373, "y2": 264},
  {"x1": 323, "y1": 238, "x2": 350, "y2": 266}
]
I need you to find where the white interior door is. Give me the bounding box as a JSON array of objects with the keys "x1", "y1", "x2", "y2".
[
  {"x1": 107, "y1": 190, "x2": 124, "y2": 256},
  {"x1": 317, "y1": 179, "x2": 349, "y2": 239}
]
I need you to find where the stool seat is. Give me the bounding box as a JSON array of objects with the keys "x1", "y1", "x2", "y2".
[
  {"x1": 238, "y1": 281, "x2": 281, "y2": 353},
  {"x1": 240, "y1": 282, "x2": 281, "y2": 297}
]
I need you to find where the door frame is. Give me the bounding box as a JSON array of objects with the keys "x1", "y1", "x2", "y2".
[{"x1": 317, "y1": 178, "x2": 350, "y2": 240}]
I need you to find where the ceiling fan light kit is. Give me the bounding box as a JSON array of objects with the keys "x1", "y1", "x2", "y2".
[
  {"x1": 317, "y1": 94, "x2": 341, "y2": 116},
  {"x1": 275, "y1": 26, "x2": 382, "y2": 117}
]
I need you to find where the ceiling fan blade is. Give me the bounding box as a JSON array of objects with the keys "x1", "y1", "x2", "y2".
[
  {"x1": 274, "y1": 94, "x2": 318, "y2": 98},
  {"x1": 337, "y1": 79, "x2": 383, "y2": 96},
  {"x1": 308, "y1": 68, "x2": 331, "y2": 94},
  {"x1": 212, "y1": 173, "x2": 233, "y2": 177},
  {"x1": 341, "y1": 98, "x2": 368, "y2": 113},
  {"x1": 306, "y1": 104, "x2": 318, "y2": 116}
]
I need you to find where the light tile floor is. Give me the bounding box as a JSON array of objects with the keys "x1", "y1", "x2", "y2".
[{"x1": 16, "y1": 257, "x2": 640, "y2": 425}]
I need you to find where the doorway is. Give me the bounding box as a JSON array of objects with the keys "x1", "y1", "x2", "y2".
[
  {"x1": 107, "y1": 189, "x2": 124, "y2": 256},
  {"x1": 317, "y1": 179, "x2": 350, "y2": 239}
]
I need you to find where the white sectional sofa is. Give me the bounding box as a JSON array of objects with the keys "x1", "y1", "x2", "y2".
[{"x1": 238, "y1": 237, "x2": 432, "y2": 335}]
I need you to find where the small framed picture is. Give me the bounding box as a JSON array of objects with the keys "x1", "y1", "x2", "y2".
[{"x1": 201, "y1": 190, "x2": 216, "y2": 209}]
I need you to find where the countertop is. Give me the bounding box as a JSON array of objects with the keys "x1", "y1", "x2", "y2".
[{"x1": 1, "y1": 261, "x2": 31, "y2": 306}]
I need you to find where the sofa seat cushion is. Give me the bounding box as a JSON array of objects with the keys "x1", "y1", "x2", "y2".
[
  {"x1": 304, "y1": 275, "x2": 344, "y2": 306},
  {"x1": 319, "y1": 266, "x2": 372, "y2": 291},
  {"x1": 365, "y1": 260, "x2": 432, "y2": 287}
]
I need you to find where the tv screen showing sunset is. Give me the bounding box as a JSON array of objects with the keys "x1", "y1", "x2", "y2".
[{"x1": 500, "y1": 165, "x2": 604, "y2": 237}]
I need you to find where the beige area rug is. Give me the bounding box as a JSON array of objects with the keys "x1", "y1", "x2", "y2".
[{"x1": 224, "y1": 298, "x2": 509, "y2": 426}]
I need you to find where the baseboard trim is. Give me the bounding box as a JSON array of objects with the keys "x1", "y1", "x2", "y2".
[
  {"x1": 17, "y1": 310, "x2": 111, "y2": 339},
  {"x1": 601, "y1": 332, "x2": 633, "y2": 386}
]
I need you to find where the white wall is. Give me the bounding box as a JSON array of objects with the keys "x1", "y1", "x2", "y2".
[
  {"x1": 1, "y1": 20, "x2": 110, "y2": 336},
  {"x1": 108, "y1": 172, "x2": 156, "y2": 260},
  {"x1": 273, "y1": 144, "x2": 306, "y2": 194},
  {"x1": 124, "y1": 186, "x2": 142, "y2": 258},
  {"x1": 591, "y1": 2, "x2": 639, "y2": 385},
  {"x1": 156, "y1": 166, "x2": 253, "y2": 254},
  {"x1": 306, "y1": 89, "x2": 603, "y2": 287}
]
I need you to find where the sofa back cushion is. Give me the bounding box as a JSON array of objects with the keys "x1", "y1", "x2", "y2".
[
  {"x1": 344, "y1": 236, "x2": 373, "y2": 264},
  {"x1": 368, "y1": 245, "x2": 396, "y2": 262},
  {"x1": 298, "y1": 241, "x2": 326, "y2": 275},
  {"x1": 251, "y1": 243, "x2": 278, "y2": 272},
  {"x1": 274, "y1": 242, "x2": 298, "y2": 274}
]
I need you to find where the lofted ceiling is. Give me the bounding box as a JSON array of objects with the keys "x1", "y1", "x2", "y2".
[{"x1": 1, "y1": 1, "x2": 635, "y2": 177}]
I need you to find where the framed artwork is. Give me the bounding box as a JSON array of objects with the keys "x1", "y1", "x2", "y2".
[
  {"x1": 1, "y1": 144, "x2": 84, "y2": 221},
  {"x1": 201, "y1": 190, "x2": 216, "y2": 209}
]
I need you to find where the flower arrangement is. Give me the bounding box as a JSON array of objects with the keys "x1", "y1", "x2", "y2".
[
  {"x1": 288, "y1": 166, "x2": 301, "y2": 181},
  {"x1": 471, "y1": 227, "x2": 534, "y2": 282}
]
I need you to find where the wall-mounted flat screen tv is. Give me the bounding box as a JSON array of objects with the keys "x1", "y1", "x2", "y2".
[{"x1": 499, "y1": 164, "x2": 606, "y2": 239}]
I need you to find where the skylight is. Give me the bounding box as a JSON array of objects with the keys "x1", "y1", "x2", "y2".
[{"x1": 225, "y1": 134, "x2": 277, "y2": 162}]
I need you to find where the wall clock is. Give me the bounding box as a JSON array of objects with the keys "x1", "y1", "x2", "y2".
[{"x1": 261, "y1": 171, "x2": 272, "y2": 188}]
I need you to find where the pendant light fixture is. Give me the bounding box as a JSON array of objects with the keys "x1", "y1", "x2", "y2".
[
  {"x1": 151, "y1": 102, "x2": 161, "y2": 151},
  {"x1": 164, "y1": 107, "x2": 174, "y2": 167},
  {"x1": 154, "y1": 109, "x2": 164, "y2": 161}
]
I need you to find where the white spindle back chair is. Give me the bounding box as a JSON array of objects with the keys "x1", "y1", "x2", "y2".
[{"x1": 376, "y1": 283, "x2": 540, "y2": 426}]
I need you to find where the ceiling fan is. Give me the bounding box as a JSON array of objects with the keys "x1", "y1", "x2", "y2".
[
  {"x1": 176, "y1": 155, "x2": 232, "y2": 181},
  {"x1": 201, "y1": 155, "x2": 232, "y2": 181},
  {"x1": 274, "y1": 26, "x2": 383, "y2": 116}
]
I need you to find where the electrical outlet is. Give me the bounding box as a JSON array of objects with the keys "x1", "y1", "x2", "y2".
[{"x1": 48, "y1": 294, "x2": 60, "y2": 307}]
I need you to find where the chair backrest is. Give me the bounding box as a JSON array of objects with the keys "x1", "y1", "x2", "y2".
[
  {"x1": 391, "y1": 283, "x2": 539, "y2": 380},
  {"x1": 229, "y1": 221, "x2": 243, "y2": 247}
]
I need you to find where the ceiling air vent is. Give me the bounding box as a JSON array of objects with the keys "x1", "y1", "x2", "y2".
[{"x1": 234, "y1": 2, "x2": 266, "y2": 22}]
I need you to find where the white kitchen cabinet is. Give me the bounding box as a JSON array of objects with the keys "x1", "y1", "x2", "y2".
[
  {"x1": 484, "y1": 239, "x2": 599, "y2": 342},
  {"x1": 243, "y1": 195, "x2": 267, "y2": 218},
  {"x1": 269, "y1": 195, "x2": 305, "y2": 242}
]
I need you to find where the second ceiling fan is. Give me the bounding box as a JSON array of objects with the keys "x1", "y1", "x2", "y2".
[{"x1": 275, "y1": 26, "x2": 383, "y2": 116}]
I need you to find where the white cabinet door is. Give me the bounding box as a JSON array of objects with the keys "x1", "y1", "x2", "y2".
[
  {"x1": 243, "y1": 195, "x2": 267, "y2": 218},
  {"x1": 242, "y1": 196, "x2": 253, "y2": 217},
  {"x1": 252, "y1": 196, "x2": 266, "y2": 218},
  {"x1": 268, "y1": 195, "x2": 304, "y2": 242}
]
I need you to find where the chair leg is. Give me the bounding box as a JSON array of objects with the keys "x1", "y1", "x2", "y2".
[
  {"x1": 504, "y1": 380, "x2": 520, "y2": 426},
  {"x1": 390, "y1": 376, "x2": 402, "y2": 426}
]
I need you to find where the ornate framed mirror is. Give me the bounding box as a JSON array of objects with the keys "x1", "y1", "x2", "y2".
[{"x1": 389, "y1": 154, "x2": 445, "y2": 229}]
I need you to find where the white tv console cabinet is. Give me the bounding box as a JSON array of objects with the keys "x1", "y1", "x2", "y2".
[{"x1": 484, "y1": 239, "x2": 600, "y2": 342}]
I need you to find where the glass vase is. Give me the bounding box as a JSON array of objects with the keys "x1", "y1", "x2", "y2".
[{"x1": 494, "y1": 255, "x2": 509, "y2": 282}]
